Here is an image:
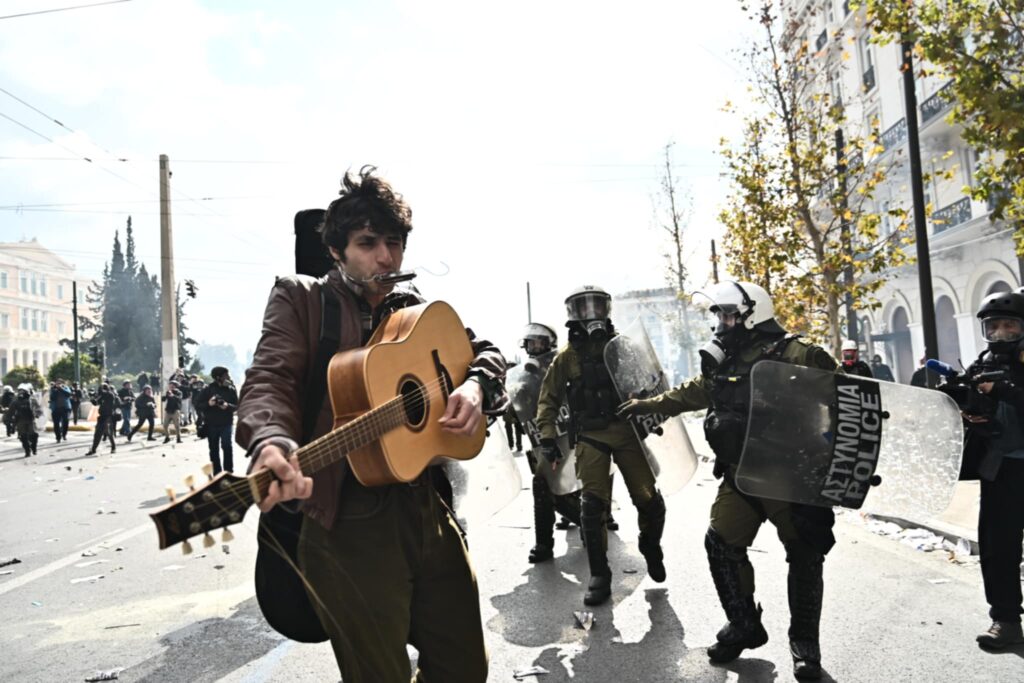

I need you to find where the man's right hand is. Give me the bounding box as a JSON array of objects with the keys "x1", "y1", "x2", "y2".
[
  {"x1": 252, "y1": 443, "x2": 313, "y2": 512},
  {"x1": 539, "y1": 438, "x2": 562, "y2": 466}
]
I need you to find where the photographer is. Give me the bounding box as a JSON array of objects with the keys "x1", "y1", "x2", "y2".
[
  {"x1": 943, "y1": 290, "x2": 1024, "y2": 650},
  {"x1": 197, "y1": 366, "x2": 237, "y2": 474},
  {"x1": 117, "y1": 380, "x2": 135, "y2": 437},
  {"x1": 161, "y1": 381, "x2": 184, "y2": 444},
  {"x1": 85, "y1": 383, "x2": 118, "y2": 456}
]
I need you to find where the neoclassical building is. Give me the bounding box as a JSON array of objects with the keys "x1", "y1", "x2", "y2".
[
  {"x1": 0, "y1": 239, "x2": 94, "y2": 381},
  {"x1": 783, "y1": 0, "x2": 1019, "y2": 382}
]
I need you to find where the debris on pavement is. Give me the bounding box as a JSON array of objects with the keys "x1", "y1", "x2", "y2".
[
  {"x1": 222, "y1": 545, "x2": 230, "y2": 555},
  {"x1": 622, "y1": 568, "x2": 638, "y2": 574},
  {"x1": 0, "y1": 557, "x2": 21, "y2": 568},
  {"x1": 512, "y1": 666, "x2": 549, "y2": 680},
  {"x1": 75, "y1": 560, "x2": 108, "y2": 568},
  {"x1": 31, "y1": 601, "x2": 42, "y2": 607},
  {"x1": 81, "y1": 549, "x2": 98, "y2": 557},
  {"x1": 84, "y1": 667, "x2": 124, "y2": 681},
  {"x1": 927, "y1": 578, "x2": 951, "y2": 585},
  {"x1": 70, "y1": 574, "x2": 105, "y2": 584},
  {"x1": 573, "y1": 611, "x2": 595, "y2": 631},
  {"x1": 103, "y1": 624, "x2": 140, "y2": 630},
  {"x1": 0, "y1": 570, "x2": 13, "y2": 576}
]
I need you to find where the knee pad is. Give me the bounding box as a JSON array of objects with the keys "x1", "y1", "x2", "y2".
[
  {"x1": 705, "y1": 527, "x2": 749, "y2": 564},
  {"x1": 581, "y1": 491, "x2": 607, "y2": 519},
  {"x1": 784, "y1": 541, "x2": 824, "y2": 573},
  {"x1": 532, "y1": 474, "x2": 550, "y2": 497},
  {"x1": 640, "y1": 490, "x2": 666, "y2": 522}
]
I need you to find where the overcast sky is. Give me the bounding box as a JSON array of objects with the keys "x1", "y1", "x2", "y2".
[{"x1": 0, "y1": 0, "x2": 754, "y2": 363}]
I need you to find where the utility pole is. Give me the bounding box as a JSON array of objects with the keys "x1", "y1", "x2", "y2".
[
  {"x1": 901, "y1": 38, "x2": 939, "y2": 385},
  {"x1": 159, "y1": 154, "x2": 179, "y2": 384},
  {"x1": 72, "y1": 280, "x2": 81, "y2": 386},
  {"x1": 526, "y1": 281, "x2": 532, "y2": 323},
  {"x1": 710, "y1": 239, "x2": 720, "y2": 284},
  {"x1": 836, "y1": 128, "x2": 858, "y2": 343}
]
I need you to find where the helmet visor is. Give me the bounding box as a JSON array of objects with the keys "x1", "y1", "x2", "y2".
[
  {"x1": 566, "y1": 293, "x2": 611, "y2": 321},
  {"x1": 981, "y1": 316, "x2": 1024, "y2": 343}
]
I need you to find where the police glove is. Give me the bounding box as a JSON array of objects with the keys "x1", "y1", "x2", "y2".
[
  {"x1": 616, "y1": 398, "x2": 654, "y2": 417},
  {"x1": 539, "y1": 438, "x2": 562, "y2": 464}
]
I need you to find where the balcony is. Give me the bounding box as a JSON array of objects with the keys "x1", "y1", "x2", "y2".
[
  {"x1": 931, "y1": 196, "x2": 972, "y2": 234},
  {"x1": 880, "y1": 118, "x2": 907, "y2": 152},
  {"x1": 920, "y1": 81, "x2": 955, "y2": 125},
  {"x1": 862, "y1": 65, "x2": 876, "y2": 91}
]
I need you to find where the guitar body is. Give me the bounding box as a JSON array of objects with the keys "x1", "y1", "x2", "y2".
[{"x1": 328, "y1": 300, "x2": 487, "y2": 486}]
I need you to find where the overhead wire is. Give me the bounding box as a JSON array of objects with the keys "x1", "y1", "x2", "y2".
[{"x1": 0, "y1": 0, "x2": 133, "y2": 22}]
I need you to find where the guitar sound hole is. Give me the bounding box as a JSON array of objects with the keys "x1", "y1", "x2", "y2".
[{"x1": 400, "y1": 377, "x2": 428, "y2": 431}]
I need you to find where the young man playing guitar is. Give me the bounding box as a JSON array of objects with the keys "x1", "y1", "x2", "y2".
[{"x1": 236, "y1": 166, "x2": 507, "y2": 683}]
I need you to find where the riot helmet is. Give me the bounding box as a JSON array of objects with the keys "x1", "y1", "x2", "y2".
[
  {"x1": 564, "y1": 285, "x2": 613, "y2": 344},
  {"x1": 1, "y1": 385, "x2": 11, "y2": 395},
  {"x1": 520, "y1": 323, "x2": 558, "y2": 358},
  {"x1": 693, "y1": 281, "x2": 784, "y2": 370},
  {"x1": 977, "y1": 290, "x2": 1024, "y2": 354},
  {"x1": 841, "y1": 339, "x2": 859, "y2": 364}
]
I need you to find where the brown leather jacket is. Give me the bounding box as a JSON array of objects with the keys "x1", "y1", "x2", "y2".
[{"x1": 236, "y1": 268, "x2": 509, "y2": 529}]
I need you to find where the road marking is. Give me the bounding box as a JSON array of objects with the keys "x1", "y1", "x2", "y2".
[{"x1": 0, "y1": 522, "x2": 150, "y2": 597}]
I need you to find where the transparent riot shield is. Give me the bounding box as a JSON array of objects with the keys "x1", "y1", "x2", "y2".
[
  {"x1": 507, "y1": 363, "x2": 580, "y2": 495},
  {"x1": 446, "y1": 428, "x2": 523, "y2": 531},
  {"x1": 734, "y1": 360, "x2": 963, "y2": 519},
  {"x1": 604, "y1": 319, "x2": 699, "y2": 496},
  {"x1": 35, "y1": 397, "x2": 48, "y2": 434}
]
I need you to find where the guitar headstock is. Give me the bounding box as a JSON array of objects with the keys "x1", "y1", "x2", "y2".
[{"x1": 150, "y1": 463, "x2": 252, "y2": 552}]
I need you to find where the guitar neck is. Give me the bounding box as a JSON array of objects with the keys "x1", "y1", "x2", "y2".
[{"x1": 246, "y1": 395, "x2": 409, "y2": 504}]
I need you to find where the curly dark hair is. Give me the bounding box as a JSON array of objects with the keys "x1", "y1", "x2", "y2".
[{"x1": 319, "y1": 165, "x2": 413, "y2": 261}]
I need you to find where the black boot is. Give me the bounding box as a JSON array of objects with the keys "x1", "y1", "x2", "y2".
[
  {"x1": 580, "y1": 492, "x2": 612, "y2": 606},
  {"x1": 529, "y1": 475, "x2": 556, "y2": 563},
  {"x1": 705, "y1": 528, "x2": 768, "y2": 663},
  {"x1": 606, "y1": 512, "x2": 619, "y2": 531},
  {"x1": 786, "y1": 542, "x2": 825, "y2": 680},
  {"x1": 30, "y1": 433, "x2": 38, "y2": 455},
  {"x1": 638, "y1": 491, "x2": 667, "y2": 582}
]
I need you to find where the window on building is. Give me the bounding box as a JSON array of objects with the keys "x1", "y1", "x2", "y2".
[
  {"x1": 826, "y1": 0, "x2": 835, "y2": 24},
  {"x1": 859, "y1": 34, "x2": 876, "y2": 91},
  {"x1": 20, "y1": 272, "x2": 27, "y2": 293},
  {"x1": 30, "y1": 273, "x2": 37, "y2": 295},
  {"x1": 0, "y1": 271, "x2": 6, "y2": 288},
  {"x1": 41, "y1": 311, "x2": 48, "y2": 333},
  {"x1": 57, "y1": 284, "x2": 64, "y2": 300},
  {"x1": 0, "y1": 313, "x2": 8, "y2": 329},
  {"x1": 21, "y1": 308, "x2": 28, "y2": 330},
  {"x1": 31, "y1": 351, "x2": 38, "y2": 368},
  {"x1": 31, "y1": 310, "x2": 38, "y2": 331},
  {"x1": 58, "y1": 320, "x2": 65, "y2": 335},
  {"x1": 829, "y1": 68, "x2": 843, "y2": 108},
  {"x1": 40, "y1": 277, "x2": 47, "y2": 297}
]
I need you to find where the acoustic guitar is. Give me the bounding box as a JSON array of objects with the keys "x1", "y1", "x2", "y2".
[{"x1": 150, "y1": 300, "x2": 488, "y2": 641}]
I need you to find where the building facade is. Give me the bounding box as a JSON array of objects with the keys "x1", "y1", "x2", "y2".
[
  {"x1": 0, "y1": 239, "x2": 93, "y2": 381},
  {"x1": 783, "y1": 0, "x2": 1019, "y2": 382},
  {"x1": 613, "y1": 286, "x2": 710, "y2": 385}
]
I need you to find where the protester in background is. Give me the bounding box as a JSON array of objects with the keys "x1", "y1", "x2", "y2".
[
  {"x1": 50, "y1": 380, "x2": 72, "y2": 442},
  {"x1": 911, "y1": 357, "x2": 941, "y2": 388},
  {"x1": 840, "y1": 340, "x2": 873, "y2": 378},
  {"x1": 117, "y1": 380, "x2": 135, "y2": 437},
  {"x1": 190, "y1": 375, "x2": 206, "y2": 437},
  {"x1": 161, "y1": 381, "x2": 183, "y2": 444},
  {"x1": 1, "y1": 385, "x2": 15, "y2": 437},
  {"x1": 128, "y1": 386, "x2": 157, "y2": 442},
  {"x1": 70, "y1": 382, "x2": 83, "y2": 425},
  {"x1": 198, "y1": 366, "x2": 237, "y2": 473},
  {"x1": 869, "y1": 354, "x2": 895, "y2": 382},
  {"x1": 85, "y1": 383, "x2": 117, "y2": 456}
]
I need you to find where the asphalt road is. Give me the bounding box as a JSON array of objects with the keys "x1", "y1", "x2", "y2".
[{"x1": 0, "y1": 425, "x2": 1021, "y2": 682}]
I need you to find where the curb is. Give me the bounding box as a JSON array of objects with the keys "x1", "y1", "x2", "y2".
[{"x1": 868, "y1": 513, "x2": 979, "y2": 555}]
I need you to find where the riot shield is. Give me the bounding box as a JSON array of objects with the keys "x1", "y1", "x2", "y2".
[
  {"x1": 603, "y1": 319, "x2": 699, "y2": 496},
  {"x1": 35, "y1": 398, "x2": 48, "y2": 434},
  {"x1": 734, "y1": 360, "x2": 963, "y2": 519},
  {"x1": 446, "y1": 429, "x2": 523, "y2": 531},
  {"x1": 507, "y1": 364, "x2": 580, "y2": 495}
]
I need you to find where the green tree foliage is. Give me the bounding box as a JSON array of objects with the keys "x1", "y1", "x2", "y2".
[
  {"x1": 863, "y1": 0, "x2": 1024, "y2": 251},
  {"x1": 85, "y1": 217, "x2": 196, "y2": 374},
  {"x1": 718, "y1": 1, "x2": 912, "y2": 352},
  {"x1": 3, "y1": 365, "x2": 45, "y2": 389},
  {"x1": 46, "y1": 355, "x2": 101, "y2": 385}
]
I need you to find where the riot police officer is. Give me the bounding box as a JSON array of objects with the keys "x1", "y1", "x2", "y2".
[
  {"x1": 951, "y1": 290, "x2": 1024, "y2": 649},
  {"x1": 504, "y1": 323, "x2": 582, "y2": 563},
  {"x1": 840, "y1": 339, "x2": 873, "y2": 378},
  {"x1": 536, "y1": 286, "x2": 667, "y2": 606},
  {"x1": 619, "y1": 281, "x2": 837, "y2": 680}
]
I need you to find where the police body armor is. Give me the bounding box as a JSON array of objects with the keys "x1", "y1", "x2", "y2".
[
  {"x1": 567, "y1": 352, "x2": 621, "y2": 435},
  {"x1": 704, "y1": 335, "x2": 797, "y2": 472}
]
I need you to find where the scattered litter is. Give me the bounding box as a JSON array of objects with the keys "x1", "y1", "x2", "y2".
[
  {"x1": 81, "y1": 550, "x2": 97, "y2": 558},
  {"x1": 96, "y1": 508, "x2": 105, "y2": 515},
  {"x1": 31, "y1": 601, "x2": 42, "y2": 607},
  {"x1": 84, "y1": 668, "x2": 124, "y2": 681},
  {"x1": 222, "y1": 545, "x2": 230, "y2": 555},
  {"x1": 114, "y1": 547, "x2": 124, "y2": 552},
  {"x1": 75, "y1": 560, "x2": 108, "y2": 568},
  {"x1": 213, "y1": 565, "x2": 225, "y2": 570},
  {"x1": 161, "y1": 565, "x2": 184, "y2": 572},
  {"x1": 85, "y1": 475, "x2": 96, "y2": 481},
  {"x1": 70, "y1": 574, "x2": 105, "y2": 584},
  {"x1": 622, "y1": 568, "x2": 638, "y2": 574},
  {"x1": 192, "y1": 554, "x2": 207, "y2": 560},
  {"x1": 512, "y1": 666, "x2": 549, "y2": 680},
  {"x1": 103, "y1": 624, "x2": 139, "y2": 630},
  {"x1": 927, "y1": 578, "x2": 951, "y2": 585},
  {"x1": 955, "y1": 538, "x2": 973, "y2": 560},
  {"x1": 0, "y1": 570, "x2": 13, "y2": 576},
  {"x1": 65, "y1": 466, "x2": 72, "y2": 471},
  {"x1": 0, "y1": 558, "x2": 21, "y2": 568},
  {"x1": 573, "y1": 611, "x2": 595, "y2": 631},
  {"x1": 44, "y1": 538, "x2": 59, "y2": 543}
]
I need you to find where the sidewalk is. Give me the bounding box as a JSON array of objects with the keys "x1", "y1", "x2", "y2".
[{"x1": 871, "y1": 480, "x2": 981, "y2": 553}]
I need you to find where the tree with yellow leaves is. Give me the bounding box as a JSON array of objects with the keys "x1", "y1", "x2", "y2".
[{"x1": 719, "y1": 1, "x2": 913, "y2": 354}]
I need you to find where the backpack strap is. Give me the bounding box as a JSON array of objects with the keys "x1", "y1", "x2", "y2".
[{"x1": 300, "y1": 285, "x2": 342, "y2": 444}]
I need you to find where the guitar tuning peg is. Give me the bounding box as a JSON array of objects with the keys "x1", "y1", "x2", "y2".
[
  {"x1": 184, "y1": 475, "x2": 195, "y2": 490},
  {"x1": 202, "y1": 463, "x2": 214, "y2": 480},
  {"x1": 165, "y1": 486, "x2": 176, "y2": 503},
  {"x1": 221, "y1": 527, "x2": 235, "y2": 543},
  {"x1": 181, "y1": 539, "x2": 193, "y2": 555},
  {"x1": 203, "y1": 533, "x2": 215, "y2": 549}
]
